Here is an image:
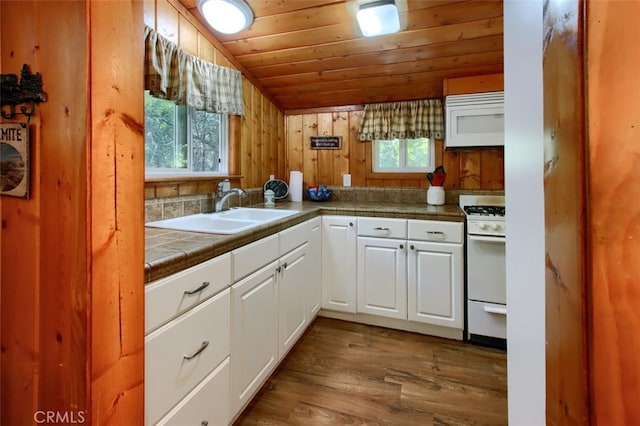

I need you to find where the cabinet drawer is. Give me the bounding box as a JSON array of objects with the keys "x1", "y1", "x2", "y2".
[
  {"x1": 145, "y1": 289, "x2": 231, "y2": 425},
  {"x1": 145, "y1": 254, "x2": 231, "y2": 334},
  {"x1": 157, "y1": 357, "x2": 230, "y2": 426},
  {"x1": 467, "y1": 300, "x2": 507, "y2": 339},
  {"x1": 232, "y1": 234, "x2": 279, "y2": 281},
  {"x1": 358, "y1": 217, "x2": 407, "y2": 239},
  {"x1": 408, "y1": 220, "x2": 463, "y2": 243},
  {"x1": 279, "y1": 219, "x2": 309, "y2": 255}
]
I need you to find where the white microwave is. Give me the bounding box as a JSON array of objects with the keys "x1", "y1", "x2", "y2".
[{"x1": 445, "y1": 91, "x2": 504, "y2": 148}]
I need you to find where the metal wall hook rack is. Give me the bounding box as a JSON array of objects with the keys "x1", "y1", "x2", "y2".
[{"x1": 1, "y1": 64, "x2": 47, "y2": 123}]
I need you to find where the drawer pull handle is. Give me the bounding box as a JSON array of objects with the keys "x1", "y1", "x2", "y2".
[
  {"x1": 374, "y1": 227, "x2": 390, "y2": 231},
  {"x1": 427, "y1": 231, "x2": 445, "y2": 240},
  {"x1": 483, "y1": 306, "x2": 507, "y2": 315},
  {"x1": 183, "y1": 341, "x2": 210, "y2": 360},
  {"x1": 201, "y1": 421, "x2": 209, "y2": 426},
  {"x1": 184, "y1": 281, "x2": 210, "y2": 296}
]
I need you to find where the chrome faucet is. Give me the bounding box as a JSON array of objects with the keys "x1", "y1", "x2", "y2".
[{"x1": 215, "y1": 180, "x2": 247, "y2": 212}]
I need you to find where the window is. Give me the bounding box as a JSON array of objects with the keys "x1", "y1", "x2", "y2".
[
  {"x1": 372, "y1": 138, "x2": 434, "y2": 173},
  {"x1": 144, "y1": 91, "x2": 228, "y2": 176}
]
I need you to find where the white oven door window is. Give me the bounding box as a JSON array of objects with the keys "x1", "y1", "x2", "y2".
[{"x1": 467, "y1": 234, "x2": 506, "y2": 304}]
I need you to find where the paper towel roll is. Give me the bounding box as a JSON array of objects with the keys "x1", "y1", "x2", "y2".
[{"x1": 289, "y1": 171, "x2": 303, "y2": 202}]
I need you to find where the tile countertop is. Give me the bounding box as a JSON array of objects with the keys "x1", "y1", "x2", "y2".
[{"x1": 145, "y1": 201, "x2": 464, "y2": 283}]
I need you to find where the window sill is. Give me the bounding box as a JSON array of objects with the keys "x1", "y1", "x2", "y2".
[{"x1": 145, "y1": 174, "x2": 243, "y2": 183}]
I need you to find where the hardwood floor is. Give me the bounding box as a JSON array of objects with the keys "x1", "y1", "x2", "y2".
[{"x1": 234, "y1": 317, "x2": 507, "y2": 425}]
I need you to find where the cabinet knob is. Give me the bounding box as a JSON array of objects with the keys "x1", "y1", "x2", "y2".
[
  {"x1": 349, "y1": 222, "x2": 354, "y2": 227},
  {"x1": 276, "y1": 266, "x2": 281, "y2": 273},
  {"x1": 410, "y1": 245, "x2": 415, "y2": 250},
  {"x1": 399, "y1": 244, "x2": 404, "y2": 249}
]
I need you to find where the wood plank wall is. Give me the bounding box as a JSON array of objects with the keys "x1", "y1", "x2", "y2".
[
  {"x1": 542, "y1": 1, "x2": 588, "y2": 423},
  {"x1": 285, "y1": 110, "x2": 504, "y2": 190},
  {"x1": 1, "y1": 1, "x2": 144, "y2": 425},
  {"x1": 144, "y1": 0, "x2": 285, "y2": 194},
  {"x1": 587, "y1": 1, "x2": 640, "y2": 423}
]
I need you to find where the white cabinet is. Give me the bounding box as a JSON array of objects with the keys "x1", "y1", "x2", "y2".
[
  {"x1": 307, "y1": 217, "x2": 322, "y2": 317},
  {"x1": 407, "y1": 220, "x2": 464, "y2": 329},
  {"x1": 321, "y1": 216, "x2": 357, "y2": 313},
  {"x1": 231, "y1": 216, "x2": 320, "y2": 419},
  {"x1": 145, "y1": 254, "x2": 231, "y2": 334},
  {"x1": 278, "y1": 243, "x2": 309, "y2": 359},
  {"x1": 356, "y1": 217, "x2": 408, "y2": 320},
  {"x1": 231, "y1": 260, "x2": 279, "y2": 415},
  {"x1": 145, "y1": 287, "x2": 231, "y2": 426},
  {"x1": 157, "y1": 358, "x2": 230, "y2": 426}
]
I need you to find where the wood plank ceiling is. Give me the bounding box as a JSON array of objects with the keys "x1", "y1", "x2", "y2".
[{"x1": 178, "y1": 0, "x2": 504, "y2": 111}]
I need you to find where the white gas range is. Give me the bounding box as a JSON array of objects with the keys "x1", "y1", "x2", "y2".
[{"x1": 459, "y1": 195, "x2": 506, "y2": 348}]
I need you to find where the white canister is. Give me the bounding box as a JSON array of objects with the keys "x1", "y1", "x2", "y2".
[
  {"x1": 427, "y1": 186, "x2": 445, "y2": 205},
  {"x1": 264, "y1": 189, "x2": 275, "y2": 207}
]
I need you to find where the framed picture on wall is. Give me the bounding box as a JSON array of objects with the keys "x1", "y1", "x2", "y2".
[{"x1": 1, "y1": 122, "x2": 29, "y2": 198}]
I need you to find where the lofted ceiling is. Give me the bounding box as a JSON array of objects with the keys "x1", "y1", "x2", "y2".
[{"x1": 178, "y1": 0, "x2": 504, "y2": 111}]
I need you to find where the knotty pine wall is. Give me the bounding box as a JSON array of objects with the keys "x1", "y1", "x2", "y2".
[
  {"x1": 1, "y1": 1, "x2": 144, "y2": 425},
  {"x1": 144, "y1": 0, "x2": 285, "y2": 196},
  {"x1": 285, "y1": 109, "x2": 504, "y2": 190}
]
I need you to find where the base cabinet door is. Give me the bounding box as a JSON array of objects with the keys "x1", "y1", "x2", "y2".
[
  {"x1": 231, "y1": 261, "x2": 279, "y2": 415},
  {"x1": 278, "y1": 243, "x2": 309, "y2": 359},
  {"x1": 307, "y1": 217, "x2": 322, "y2": 317},
  {"x1": 407, "y1": 241, "x2": 463, "y2": 329},
  {"x1": 322, "y1": 216, "x2": 357, "y2": 313},
  {"x1": 357, "y1": 237, "x2": 407, "y2": 319}
]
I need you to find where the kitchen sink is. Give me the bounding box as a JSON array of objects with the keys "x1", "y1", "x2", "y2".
[
  {"x1": 145, "y1": 208, "x2": 299, "y2": 234},
  {"x1": 215, "y1": 207, "x2": 299, "y2": 222}
]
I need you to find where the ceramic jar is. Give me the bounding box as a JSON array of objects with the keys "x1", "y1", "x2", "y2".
[{"x1": 427, "y1": 186, "x2": 445, "y2": 205}]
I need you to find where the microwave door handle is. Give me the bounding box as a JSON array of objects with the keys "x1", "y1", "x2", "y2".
[{"x1": 468, "y1": 235, "x2": 505, "y2": 244}]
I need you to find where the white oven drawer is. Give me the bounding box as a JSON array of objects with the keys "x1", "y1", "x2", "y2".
[
  {"x1": 358, "y1": 217, "x2": 407, "y2": 239},
  {"x1": 467, "y1": 300, "x2": 506, "y2": 339}
]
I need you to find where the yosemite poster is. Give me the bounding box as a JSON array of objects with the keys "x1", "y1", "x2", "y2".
[{"x1": 1, "y1": 122, "x2": 29, "y2": 198}]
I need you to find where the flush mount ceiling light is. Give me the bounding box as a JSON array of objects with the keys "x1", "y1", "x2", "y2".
[
  {"x1": 357, "y1": 0, "x2": 400, "y2": 37},
  {"x1": 198, "y1": 0, "x2": 254, "y2": 35}
]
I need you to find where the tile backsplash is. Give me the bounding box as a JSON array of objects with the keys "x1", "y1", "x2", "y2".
[{"x1": 144, "y1": 185, "x2": 503, "y2": 223}]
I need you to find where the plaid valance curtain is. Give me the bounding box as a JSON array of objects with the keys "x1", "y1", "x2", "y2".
[
  {"x1": 144, "y1": 25, "x2": 244, "y2": 116},
  {"x1": 358, "y1": 99, "x2": 444, "y2": 141}
]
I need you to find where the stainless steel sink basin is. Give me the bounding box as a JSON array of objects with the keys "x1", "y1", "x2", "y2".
[{"x1": 145, "y1": 208, "x2": 299, "y2": 234}]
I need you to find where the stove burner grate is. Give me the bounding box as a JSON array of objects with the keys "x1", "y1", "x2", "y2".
[{"x1": 464, "y1": 205, "x2": 506, "y2": 217}]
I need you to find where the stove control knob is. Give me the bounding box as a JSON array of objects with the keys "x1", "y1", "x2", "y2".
[
  {"x1": 492, "y1": 223, "x2": 501, "y2": 231},
  {"x1": 479, "y1": 223, "x2": 489, "y2": 230}
]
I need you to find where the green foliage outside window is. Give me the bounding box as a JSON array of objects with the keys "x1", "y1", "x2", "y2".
[
  {"x1": 373, "y1": 138, "x2": 433, "y2": 172},
  {"x1": 144, "y1": 91, "x2": 225, "y2": 174}
]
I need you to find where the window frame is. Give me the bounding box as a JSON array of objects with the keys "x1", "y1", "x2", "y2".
[
  {"x1": 144, "y1": 93, "x2": 230, "y2": 179},
  {"x1": 371, "y1": 137, "x2": 435, "y2": 174}
]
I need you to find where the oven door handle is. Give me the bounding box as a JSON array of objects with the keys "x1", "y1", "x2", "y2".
[
  {"x1": 468, "y1": 235, "x2": 505, "y2": 244},
  {"x1": 484, "y1": 306, "x2": 507, "y2": 315}
]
